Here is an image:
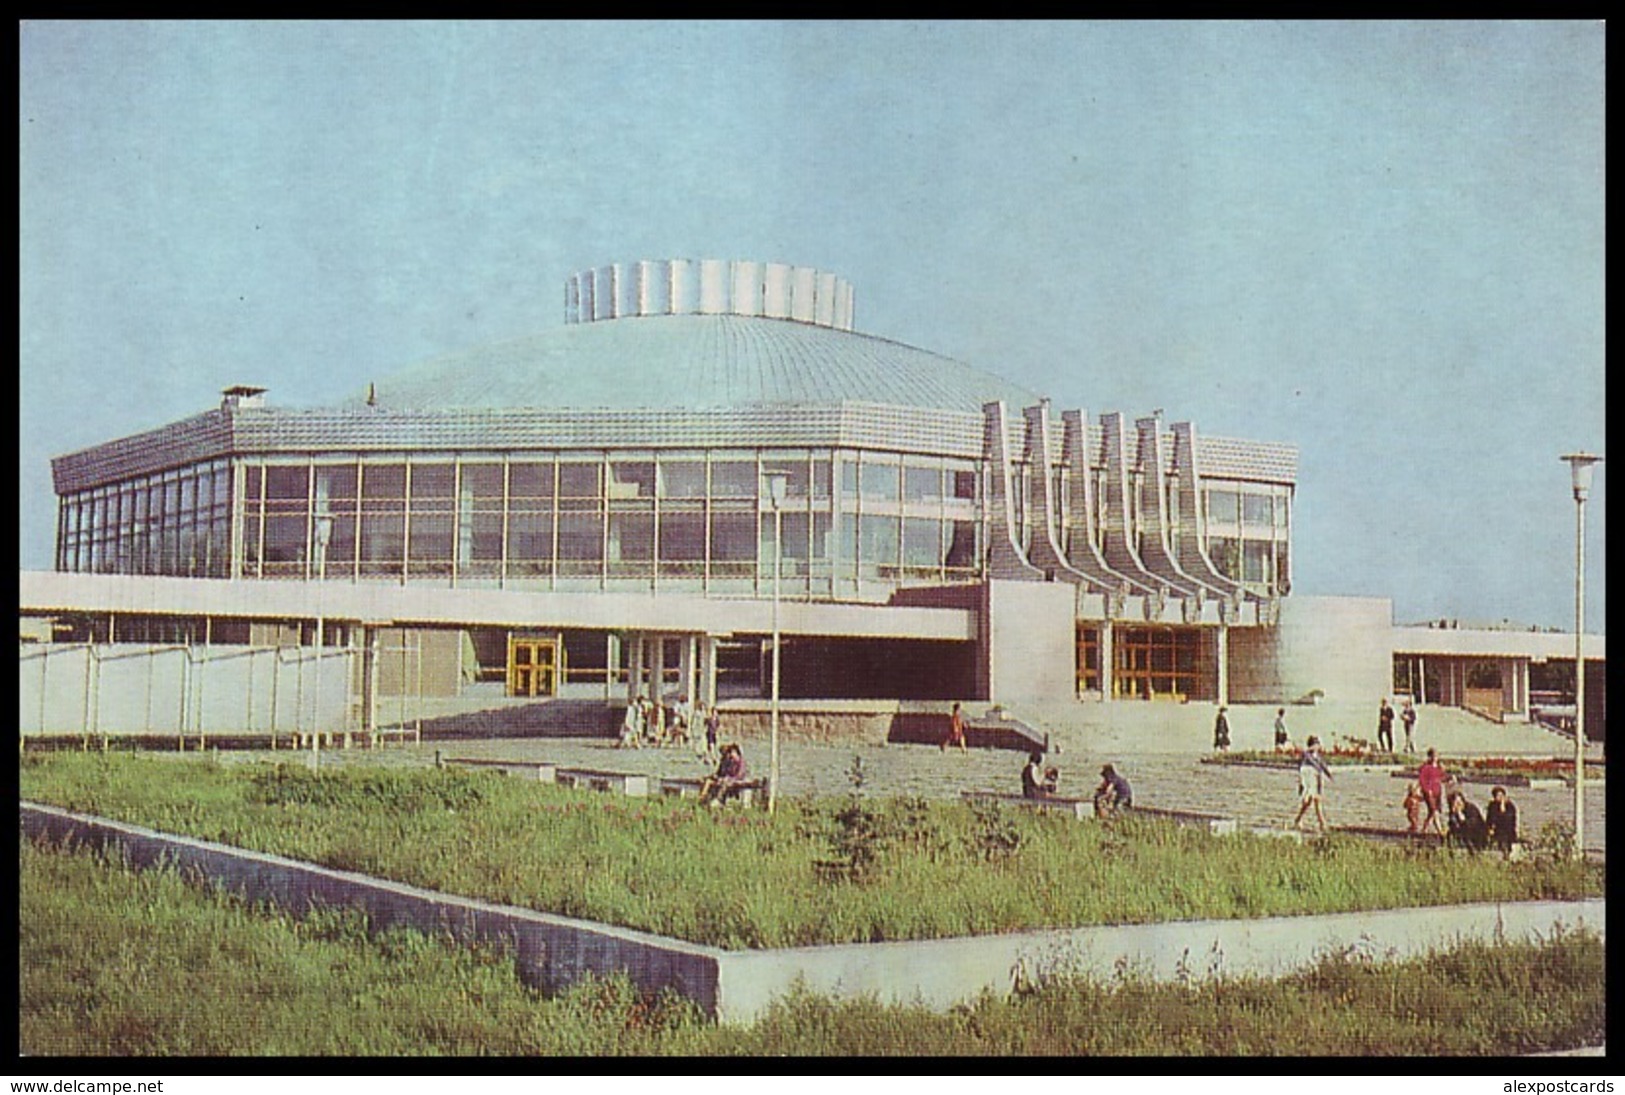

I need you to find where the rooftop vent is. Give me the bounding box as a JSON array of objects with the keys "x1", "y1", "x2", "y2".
[{"x1": 221, "y1": 385, "x2": 267, "y2": 411}]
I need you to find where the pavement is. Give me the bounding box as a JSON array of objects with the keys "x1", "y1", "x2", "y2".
[{"x1": 237, "y1": 722, "x2": 1606, "y2": 857}]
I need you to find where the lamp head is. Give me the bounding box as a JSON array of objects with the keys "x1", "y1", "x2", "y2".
[
  {"x1": 1561, "y1": 453, "x2": 1603, "y2": 502},
  {"x1": 763, "y1": 471, "x2": 790, "y2": 508}
]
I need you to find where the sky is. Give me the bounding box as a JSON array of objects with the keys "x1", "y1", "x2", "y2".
[{"x1": 18, "y1": 20, "x2": 1605, "y2": 631}]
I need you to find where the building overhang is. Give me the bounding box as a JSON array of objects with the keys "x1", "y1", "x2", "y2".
[
  {"x1": 18, "y1": 571, "x2": 977, "y2": 643},
  {"x1": 1391, "y1": 625, "x2": 1605, "y2": 662}
]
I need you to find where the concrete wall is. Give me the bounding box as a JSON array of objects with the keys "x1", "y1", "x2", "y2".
[
  {"x1": 713, "y1": 896, "x2": 1605, "y2": 1021},
  {"x1": 21, "y1": 802, "x2": 1602, "y2": 1026},
  {"x1": 21, "y1": 802, "x2": 725, "y2": 1010},
  {"x1": 984, "y1": 580, "x2": 1076, "y2": 704},
  {"x1": 1229, "y1": 595, "x2": 1393, "y2": 705}
]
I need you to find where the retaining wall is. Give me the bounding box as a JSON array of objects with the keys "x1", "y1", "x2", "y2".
[{"x1": 21, "y1": 802, "x2": 1604, "y2": 1024}]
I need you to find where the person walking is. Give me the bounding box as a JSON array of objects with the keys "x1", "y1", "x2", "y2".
[
  {"x1": 1213, "y1": 706, "x2": 1231, "y2": 753},
  {"x1": 1292, "y1": 735, "x2": 1333, "y2": 832},
  {"x1": 703, "y1": 704, "x2": 721, "y2": 764},
  {"x1": 1376, "y1": 697, "x2": 1396, "y2": 753},
  {"x1": 1273, "y1": 708, "x2": 1290, "y2": 753},
  {"x1": 942, "y1": 701, "x2": 968, "y2": 753},
  {"x1": 1485, "y1": 786, "x2": 1519, "y2": 859},
  {"x1": 1400, "y1": 698, "x2": 1417, "y2": 753},
  {"x1": 1417, "y1": 748, "x2": 1448, "y2": 835},
  {"x1": 619, "y1": 696, "x2": 645, "y2": 749}
]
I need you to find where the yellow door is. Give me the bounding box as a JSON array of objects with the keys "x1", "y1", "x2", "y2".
[{"x1": 507, "y1": 637, "x2": 559, "y2": 697}]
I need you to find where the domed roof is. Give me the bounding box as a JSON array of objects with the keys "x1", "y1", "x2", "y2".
[{"x1": 357, "y1": 314, "x2": 1040, "y2": 415}]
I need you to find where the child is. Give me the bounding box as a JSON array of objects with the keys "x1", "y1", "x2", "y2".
[{"x1": 1402, "y1": 781, "x2": 1425, "y2": 834}]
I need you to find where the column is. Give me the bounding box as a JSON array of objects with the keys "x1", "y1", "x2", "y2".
[
  {"x1": 1099, "y1": 620, "x2": 1115, "y2": 702},
  {"x1": 605, "y1": 633, "x2": 617, "y2": 704},
  {"x1": 679, "y1": 635, "x2": 696, "y2": 704},
  {"x1": 1215, "y1": 625, "x2": 1230, "y2": 707},
  {"x1": 650, "y1": 636, "x2": 666, "y2": 703},
  {"x1": 627, "y1": 633, "x2": 644, "y2": 704},
  {"x1": 700, "y1": 635, "x2": 719, "y2": 708}
]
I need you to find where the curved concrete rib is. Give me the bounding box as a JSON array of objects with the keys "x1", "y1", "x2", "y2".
[
  {"x1": 1097, "y1": 412, "x2": 1176, "y2": 598},
  {"x1": 1134, "y1": 414, "x2": 1233, "y2": 601},
  {"x1": 1020, "y1": 402, "x2": 1105, "y2": 591},
  {"x1": 981, "y1": 401, "x2": 1045, "y2": 581},
  {"x1": 1058, "y1": 409, "x2": 1155, "y2": 598}
]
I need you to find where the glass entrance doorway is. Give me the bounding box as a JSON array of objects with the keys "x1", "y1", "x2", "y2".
[
  {"x1": 1113, "y1": 627, "x2": 1206, "y2": 701},
  {"x1": 507, "y1": 636, "x2": 560, "y2": 697}
]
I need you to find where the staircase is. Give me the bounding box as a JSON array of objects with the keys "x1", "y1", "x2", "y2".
[{"x1": 1008, "y1": 699, "x2": 1586, "y2": 759}]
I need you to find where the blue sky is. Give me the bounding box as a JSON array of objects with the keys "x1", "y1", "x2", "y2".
[{"x1": 19, "y1": 21, "x2": 1605, "y2": 629}]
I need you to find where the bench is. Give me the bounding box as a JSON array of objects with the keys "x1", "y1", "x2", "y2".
[
  {"x1": 553, "y1": 767, "x2": 650, "y2": 797},
  {"x1": 1130, "y1": 805, "x2": 1239, "y2": 836},
  {"x1": 960, "y1": 790, "x2": 1091, "y2": 820},
  {"x1": 660, "y1": 775, "x2": 767, "y2": 807},
  {"x1": 1329, "y1": 825, "x2": 1445, "y2": 847},
  {"x1": 440, "y1": 755, "x2": 558, "y2": 782}
]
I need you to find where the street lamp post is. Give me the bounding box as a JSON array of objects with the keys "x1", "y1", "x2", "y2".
[
  {"x1": 1560, "y1": 453, "x2": 1601, "y2": 860},
  {"x1": 763, "y1": 471, "x2": 790, "y2": 814},
  {"x1": 312, "y1": 514, "x2": 334, "y2": 769}
]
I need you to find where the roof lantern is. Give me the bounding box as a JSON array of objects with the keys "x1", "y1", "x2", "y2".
[{"x1": 565, "y1": 259, "x2": 855, "y2": 331}]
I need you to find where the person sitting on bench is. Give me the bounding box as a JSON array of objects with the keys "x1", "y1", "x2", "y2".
[
  {"x1": 1094, "y1": 764, "x2": 1132, "y2": 818},
  {"x1": 1021, "y1": 753, "x2": 1048, "y2": 799},
  {"x1": 700, "y1": 743, "x2": 748, "y2": 806}
]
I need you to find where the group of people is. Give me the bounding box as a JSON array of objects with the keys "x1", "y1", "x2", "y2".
[
  {"x1": 1225, "y1": 697, "x2": 1420, "y2": 757},
  {"x1": 619, "y1": 694, "x2": 721, "y2": 757},
  {"x1": 1375, "y1": 696, "x2": 1418, "y2": 753},
  {"x1": 1020, "y1": 752, "x2": 1133, "y2": 818},
  {"x1": 1401, "y1": 747, "x2": 1519, "y2": 855}
]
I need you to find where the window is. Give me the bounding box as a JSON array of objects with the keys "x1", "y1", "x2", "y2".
[
  {"x1": 861, "y1": 461, "x2": 899, "y2": 501},
  {"x1": 904, "y1": 465, "x2": 942, "y2": 503},
  {"x1": 659, "y1": 460, "x2": 707, "y2": 499},
  {"x1": 1243, "y1": 493, "x2": 1272, "y2": 527},
  {"x1": 903, "y1": 517, "x2": 940, "y2": 569},
  {"x1": 509, "y1": 462, "x2": 555, "y2": 499},
  {"x1": 1242, "y1": 540, "x2": 1273, "y2": 584},
  {"x1": 859, "y1": 514, "x2": 899, "y2": 575},
  {"x1": 557, "y1": 462, "x2": 602, "y2": 499},
  {"x1": 710, "y1": 460, "x2": 757, "y2": 499},
  {"x1": 1206, "y1": 489, "x2": 1239, "y2": 526},
  {"x1": 608, "y1": 462, "x2": 656, "y2": 499},
  {"x1": 658, "y1": 509, "x2": 706, "y2": 562},
  {"x1": 945, "y1": 520, "x2": 977, "y2": 570},
  {"x1": 607, "y1": 511, "x2": 654, "y2": 575}
]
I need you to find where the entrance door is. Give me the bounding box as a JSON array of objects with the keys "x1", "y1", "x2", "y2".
[{"x1": 507, "y1": 636, "x2": 560, "y2": 697}]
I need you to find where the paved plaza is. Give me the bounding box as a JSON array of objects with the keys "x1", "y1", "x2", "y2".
[{"x1": 268, "y1": 729, "x2": 1606, "y2": 856}]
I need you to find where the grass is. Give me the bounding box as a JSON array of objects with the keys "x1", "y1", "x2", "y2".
[
  {"x1": 19, "y1": 838, "x2": 1606, "y2": 1057},
  {"x1": 19, "y1": 751, "x2": 1603, "y2": 949}
]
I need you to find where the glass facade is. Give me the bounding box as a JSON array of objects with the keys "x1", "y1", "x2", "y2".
[
  {"x1": 56, "y1": 459, "x2": 232, "y2": 577},
  {"x1": 55, "y1": 445, "x2": 1291, "y2": 602},
  {"x1": 1203, "y1": 479, "x2": 1292, "y2": 596}
]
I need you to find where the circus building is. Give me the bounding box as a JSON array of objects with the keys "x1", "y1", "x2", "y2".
[{"x1": 28, "y1": 259, "x2": 1591, "y2": 742}]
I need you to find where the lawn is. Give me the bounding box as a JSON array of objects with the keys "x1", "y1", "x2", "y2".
[
  {"x1": 19, "y1": 751, "x2": 1602, "y2": 949},
  {"x1": 20, "y1": 838, "x2": 1606, "y2": 1056}
]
